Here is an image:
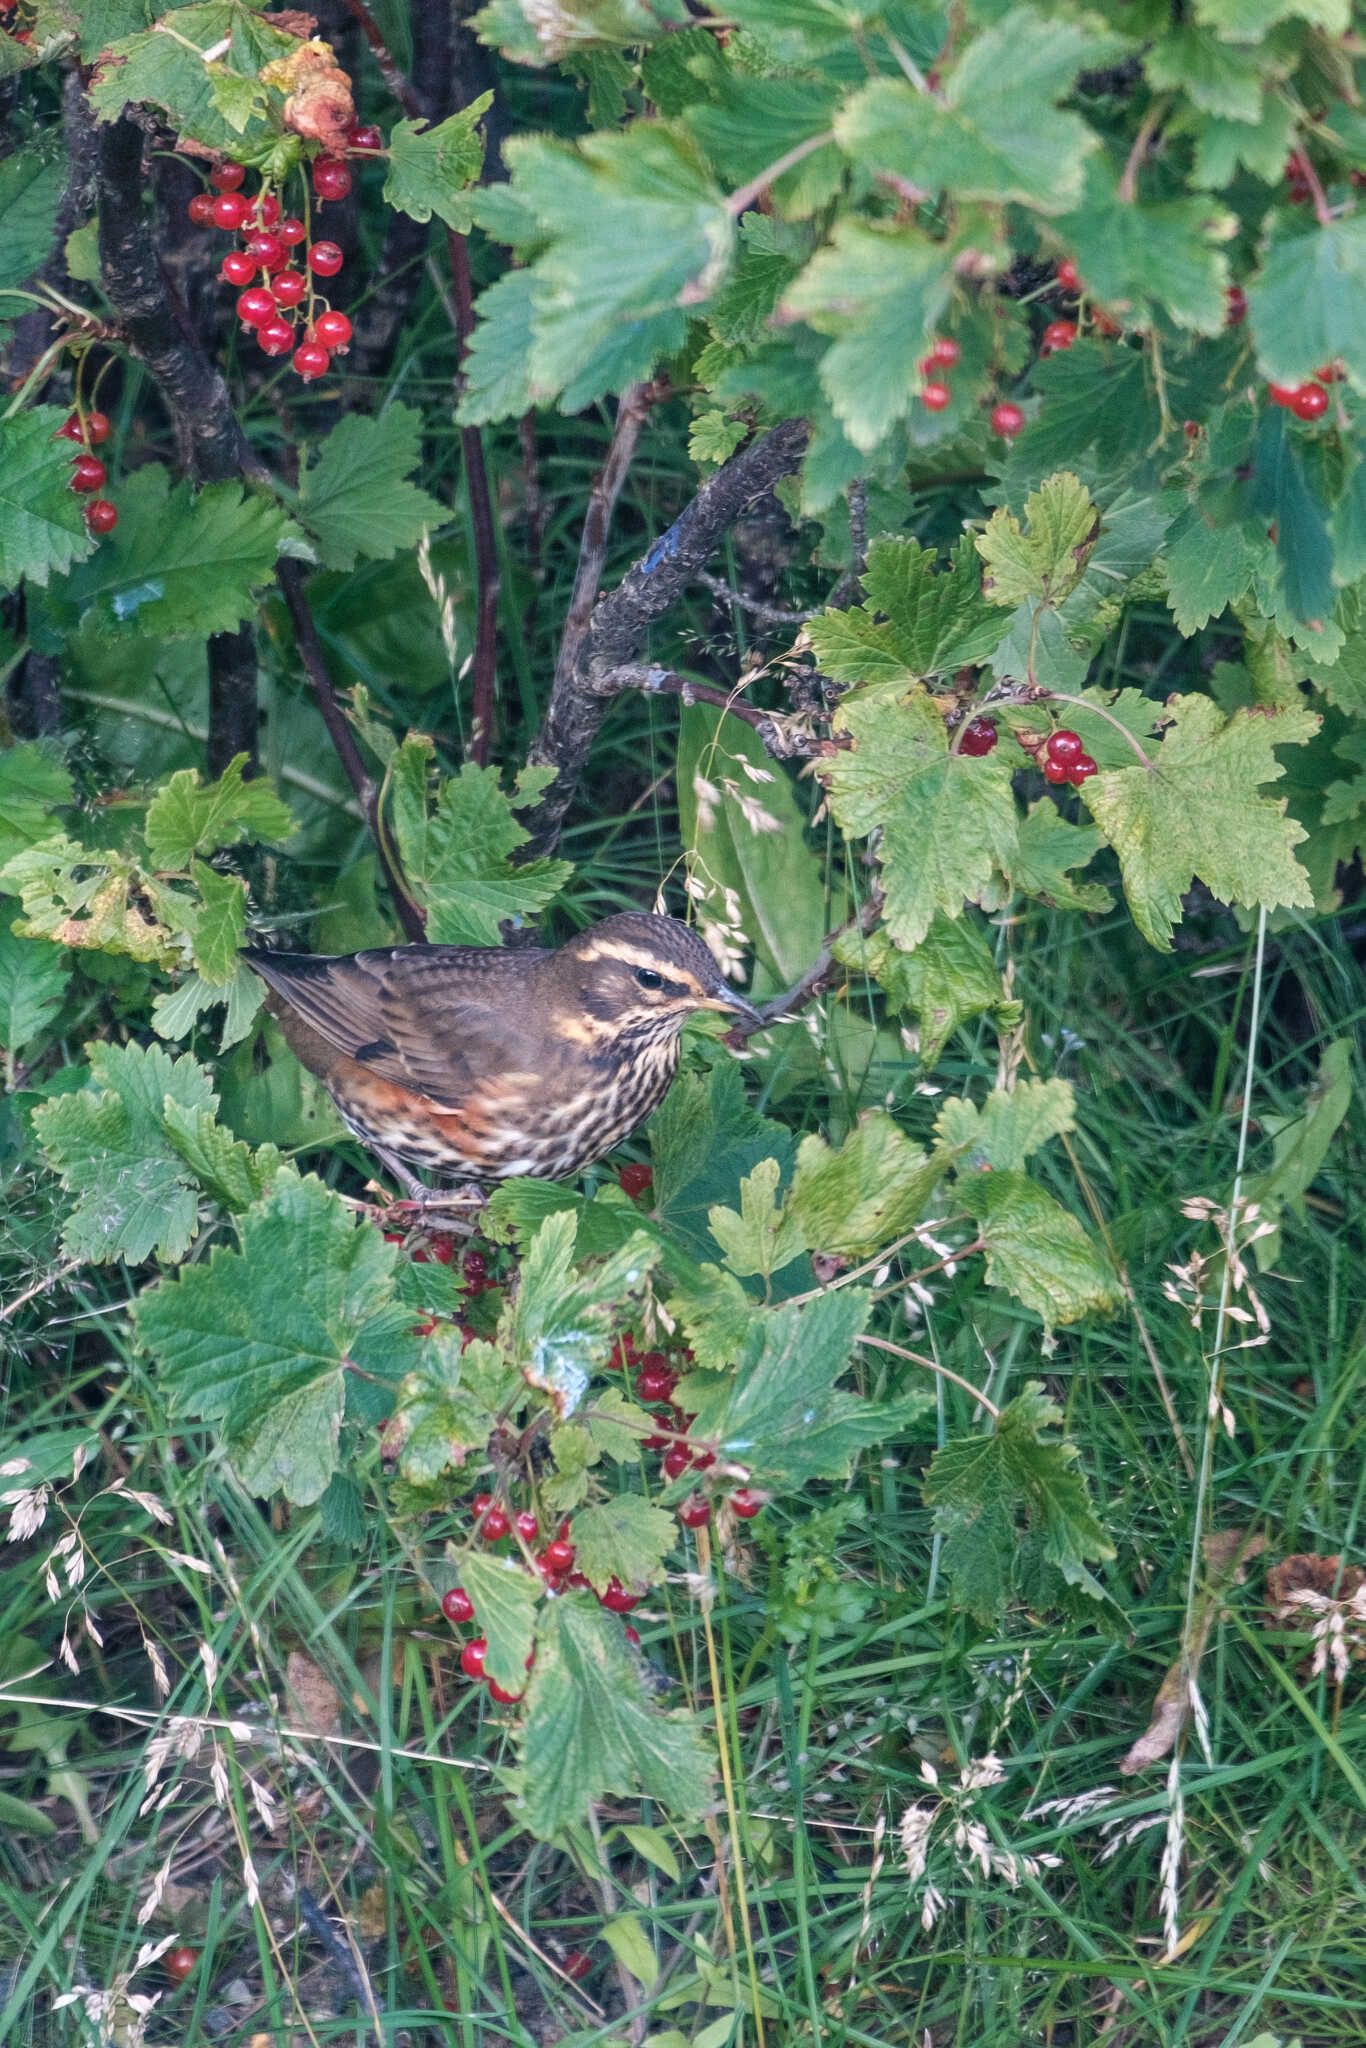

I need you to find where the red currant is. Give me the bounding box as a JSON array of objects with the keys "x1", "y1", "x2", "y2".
[
  {"x1": 1046, "y1": 728, "x2": 1083, "y2": 764},
  {"x1": 1091, "y1": 307, "x2": 1122, "y2": 338},
  {"x1": 164, "y1": 1946, "x2": 198, "y2": 1984},
  {"x1": 83, "y1": 410, "x2": 111, "y2": 446},
  {"x1": 293, "y1": 342, "x2": 331, "y2": 381},
  {"x1": 252, "y1": 192, "x2": 281, "y2": 228},
  {"x1": 486, "y1": 1678, "x2": 524, "y2": 1706},
  {"x1": 921, "y1": 380, "x2": 952, "y2": 412},
  {"x1": 70, "y1": 454, "x2": 106, "y2": 493},
  {"x1": 1067, "y1": 754, "x2": 1098, "y2": 785},
  {"x1": 730, "y1": 1488, "x2": 763, "y2": 1519},
  {"x1": 270, "y1": 271, "x2": 306, "y2": 308},
  {"x1": 958, "y1": 717, "x2": 998, "y2": 757},
  {"x1": 480, "y1": 1505, "x2": 511, "y2": 1541},
  {"x1": 624, "y1": 1624, "x2": 641, "y2": 1646},
  {"x1": 617, "y1": 1161, "x2": 653, "y2": 1199},
  {"x1": 313, "y1": 158, "x2": 353, "y2": 202},
  {"x1": 441, "y1": 1586, "x2": 475, "y2": 1624},
  {"x1": 1314, "y1": 362, "x2": 1341, "y2": 383},
  {"x1": 662, "y1": 1442, "x2": 693, "y2": 1480},
  {"x1": 460, "y1": 1636, "x2": 488, "y2": 1680},
  {"x1": 635, "y1": 1361, "x2": 676, "y2": 1404},
  {"x1": 562, "y1": 1950, "x2": 593, "y2": 1982},
  {"x1": 1290, "y1": 382, "x2": 1329, "y2": 420},
  {"x1": 599, "y1": 1577, "x2": 640, "y2": 1613},
  {"x1": 257, "y1": 317, "x2": 295, "y2": 357},
  {"x1": 1267, "y1": 381, "x2": 1302, "y2": 408},
  {"x1": 678, "y1": 1495, "x2": 711, "y2": 1528},
  {"x1": 463, "y1": 1249, "x2": 489, "y2": 1290},
  {"x1": 990, "y1": 401, "x2": 1024, "y2": 438},
  {"x1": 211, "y1": 162, "x2": 245, "y2": 192},
  {"x1": 928, "y1": 335, "x2": 960, "y2": 367},
  {"x1": 1041, "y1": 319, "x2": 1077, "y2": 353},
  {"x1": 1183, "y1": 419, "x2": 1201, "y2": 439},
  {"x1": 606, "y1": 1336, "x2": 636, "y2": 1371},
  {"x1": 188, "y1": 192, "x2": 217, "y2": 227},
  {"x1": 56, "y1": 413, "x2": 84, "y2": 442},
  {"x1": 236, "y1": 287, "x2": 276, "y2": 327},
  {"x1": 220, "y1": 250, "x2": 256, "y2": 286},
  {"x1": 348, "y1": 123, "x2": 383, "y2": 152},
  {"x1": 211, "y1": 192, "x2": 250, "y2": 231},
  {"x1": 244, "y1": 230, "x2": 283, "y2": 269},
  {"x1": 308, "y1": 240, "x2": 344, "y2": 277},
  {"x1": 541, "y1": 1538, "x2": 575, "y2": 1573},
  {"x1": 1055, "y1": 257, "x2": 1080, "y2": 291},
  {"x1": 312, "y1": 309, "x2": 353, "y2": 351},
  {"x1": 514, "y1": 1510, "x2": 539, "y2": 1543},
  {"x1": 1043, "y1": 757, "x2": 1070, "y2": 785},
  {"x1": 278, "y1": 216, "x2": 307, "y2": 246},
  {"x1": 84, "y1": 498, "x2": 118, "y2": 535},
  {"x1": 1225, "y1": 284, "x2": 1247, "y2": 327}
]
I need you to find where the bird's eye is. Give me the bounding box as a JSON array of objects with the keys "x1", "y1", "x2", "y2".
[{"x1": 634, "y1": 967, "x2": 664, "y2": 990}]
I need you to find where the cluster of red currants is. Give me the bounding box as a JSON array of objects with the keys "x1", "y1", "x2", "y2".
[
  {"x1": 56, "y1": 408, "x2": 118, "y2": 536},
  {"x1": 957, "y1": 717, "x2": 1098, "y2": 787},
  {"x1": 1267, "y1": 366, "x2": 1339, "y2": 422},
  {"x1": 185, "y1": 137, "x2": 378, "y2": 380},
  {"x1": 917, "y1": 334, "x2": 962, "y2": 415},
  {"x1": 609, "y1": 1329, "x2": 764, "y2": 1526}
]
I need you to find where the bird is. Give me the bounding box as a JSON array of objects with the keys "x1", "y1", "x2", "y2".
[{"x1": 244, "y1": 912, "x2": 764, "y2": 1201}]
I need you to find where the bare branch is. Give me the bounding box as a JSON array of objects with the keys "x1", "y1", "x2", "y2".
[
  {"x1": 524, "y1": 417, "x2": 810, "y2": 855},
  {"x1": 694, "y1": 569, "x2": 814, "y2": 628},
  {"x1": 553, "y1": 381, "x2": 661, "y2": 693}
]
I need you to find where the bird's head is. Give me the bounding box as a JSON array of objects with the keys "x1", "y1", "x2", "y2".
[{"x1": 554, "y1": 913, "x2": 762, "y2": 1045}]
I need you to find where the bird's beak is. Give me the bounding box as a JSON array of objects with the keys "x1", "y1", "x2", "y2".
[{"x1": 701, "y1": 984, "x2": 765, "y2": 1029}]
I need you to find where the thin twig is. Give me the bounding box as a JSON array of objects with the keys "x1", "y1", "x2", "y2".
[
  {"x1": 695, "y1": 569, "x2": 815, "y2": 627},
  {"x1": 725, "y1": 132, "x2": 834, "y2": 217},
  {"x1": 605, "y1": 663, "x2": 813, "y2": 752},
  {"x1": 856, "y1": 1333, "x2": 1001, "y2": 1421},
  {"x1": 554, "y1": 382, "x2": 660, "y2": 693},
  {"x1": 730, "y1": 890, "x2": 884, "y2": 1037},
  {"x1": 0, "y1": 1258, "x2": 83, "y2": 1325}
]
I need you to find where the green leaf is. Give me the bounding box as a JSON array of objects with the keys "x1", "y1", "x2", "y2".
[
  {"x1": 1164, "y1": 501, "x2": 1260, "y2": 634},
  {"x1": 688, "y1": 410, "x2": 746, "y2": 468},
  {"x1": 1245, "y1": 1037, "x2": 1352, "y2": 1268},
  {"x1": 298, "y1": 405, "x2": 447, "y2": 574},
  {"x1": 788, "y1": 1112, "x2": 946, "y2": 1260},
  {"x1": 964, "y1": 1170, "x2": 1119, "y2": 1327},
  {"x1": 382, "y1": 97, "x2": 490, "y2": 228},
  {"x1": 1145, "y1": 26, "x2": 1270, "y2": 122},
  {"x1": 1053, "y1": 159, "x2": 1232, "y2": 334},
  {"x1": 571, "y1": 1496, "x2": 677, "y2": 1592},
  {"x1": 0, "y1": 745, "x2": 72, "y2": 866},
  {"x1": 1005, "y1": 800, "x2": 1114, "y2": 915},
  {"x1": 1190, "y1": 96, "x2": 1296, "y2": 188},
  {"x1": 708, "y1": 1157, "x2": 807, "y2": 1282},
  {"x1": 160, "y1": 1099, "x2": 281, "y2": 1212},
  {"x1": 937, "y1": 1078, "x2": 1077, "y2": 1172},
  {"x1": 457, "y1": 269, "x2": 537, "y2": 427},
  {"x1": 602, "y1": 1913, "x2": 658, "y2": 1990},
  {"x1": 976, "y1": 473, "x2": 1101, "y2": 610},
  {"x1": 0, "y1": 408, "x2": 95, "y2": 591},
  {"x1": 835, "y1": 11, "x2": 1116, "y2": 212},
  {"x1": 809, "y1": 538, "x2": 1005, "y2": 685},
  {"x1": 707, "y1": 212, "x2": 807, "y2": 345},
  {"x1": 664, "y1": 1261, "x2": 760, "y2": 1373},
  {"x1": 510, "y1": 1212, "x2": 661, "y2": 1417},
  {"x1": 0, "y1": 146, "x2": 63, "y2": 292},
  {"x1": 134, "y1": 1173, "x2": 419, "y2": 1505},
  {"x1": 389, "y1": 742, "x2": 573, "y2": 945},
  {"x1": 519, "y1": 1597, "x2": 713, "y2": 1838},
  {"x1": 88, "y1": 2, "x2": 299, "y2": 151},
  {"x1": 485, "y1": 1179, "x2": 652, "y2": 1262},
  {"x1": 1249, "y1": 215, "x2": 1366, "y2": 391},
  {"x1": 1248, "y1": 406, "x2": 1334, "y2": 627},
  {"x1": 0, "y1": 835, "x2": 182, "y2": 967},
  {"x1": 47, "y1": 467, "x2": 290, "y2": 637},
  {"x1": 649, "y1": 1062, "x2": 794, "y2": 1267},
  {"x1": 144, "y1": 754, "x2": 292, "y2": 868},
  {"x1": 1081, "y1": 696, "x2": 1318, "y2": 949},
  {"x1": 392, "y1": 1335, "x2": 513, "y2": 1485},
  {"x1": 473, "y1": 0, "x2": 687, "y2": 65},
  {"x1": 0, "y1": 918, "x2": 69, "y2": 1058},
  {"x1": 780, "y1": 222, "x2": 953, "y2": 451},
  {"x1": 824, "y1": 684, "x2": 1019, "y2": 951},
  {"x1": 835, "y1": 919, "x2": 1021, "y2": 1067},
  {"x1": 33, "y1": 1041, "x2": 216, "y2": 1264},
  {"x1": 922, "y1": 1382, "x2": 1115, "y2": 1622},
  {"x1": 686, "y1": 73, "x2": 842, "y2": 219},
  {"x1": 459, "y1": 1552, "x2": 539, "y2": 1694},
  {"x1": 187, "y1": 861, "x2": 246, "y2": 985}
]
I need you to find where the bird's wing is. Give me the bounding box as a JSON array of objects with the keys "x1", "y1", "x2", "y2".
[{"x1": 245, "y1": 946, "x2": 547, "y2": 1101}]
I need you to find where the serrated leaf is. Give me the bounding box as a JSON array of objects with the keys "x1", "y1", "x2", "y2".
[
  {"x1": 383, "y1": 97, "x2": 489, "y2": 228},
  {"x1": 836, "y1": 919, "x2": 1020, "y2": 1066},
  {"x1": 1249, "y1": 215, "x2": 1366, "y2": 392},
  {"x1": 510, "y1": 1212, "x2": 660, "y2": 1418},
  {"x1": 0, "y1": 408, "x2": 96, "y2": 591},
  {"x1": 649, "y1": 1061, "x2": 794, "y2": 1267},
  {"x1": 708, "y1": 1157, "x2": 806, "y2": 1282},
  {"x1": 965, "y1": 1169, "x2": 1119, "y2": 1327},
  {"x1": 34, "y1": 1040, "x2": 216, "y2": 1263},
  {"x1": 47, "y1": 467, "x2": 290, "y2": 637},
  {"x1": 788, "y1": 1112, "x2": 946, "y2": 1260},
  {"x1": 0, "y1": 918, "x2": 69, "y2": 1058},
  {"x1": 1081, "y1": 696, "x2": 1318, "y2": 948},
  {"x1": 781, "y1": 222, "x2": 953, "y2": 452},
  {"x1": 571, "y1": 1496, "x2": 677, "y2": 1593},
  {"x1": 937, "y1": 1079, "x2": 1077, "y2": 1172},
  {"x1": 1052, "y1": 159, "x2": 1231, "y2": 334},
  {"x1": 1145, "y1": 26, "x2": 1269, "y2": 122},
  {"x1": 393, "y1": 1335, "x2": 512, "y2": 1485},
  {"x1": 1248, "y1": 406, "x2": 1334, "y2": 627},
  {"x1": 160, "y1": 1098, "x2": 281, "y2": 1211},
  {"x1": 0, "y1": 146, "x2": 64, "y2": 293},
  {"x1": 686, "y1": 73, "x2": 842, "y2": 220},
  {"x1": 485, "y1": 1179, "x2": 652, "y2": 1261},
  {"x1": 0, "y1": 745, "x2": 72, "y2": 866},
  {"x1": 135, "y1": 1172, "x2": 419, "y2": 1504},
  {"x1": 809, "y1": 537, "x2": 1005, "y2": 685},
  {"x1": 457, "y1": 268, "x2": 537, "y2": 426},
  {"x1": 824, "y1": 683, "x2": 1019, "y2": 951},
  {"x1": 707, "y1": 212, "x2": 806, "y2": 344},
  {"x1": 389, "y1": 742, "x2": 573, "y2": 944},
  {"x1": 144, "y1": 754, "x2": 292, "y2": 869},
  {"x1": 923, "y1": 1382, "x2": 1114, "y2": 1621},
  {"x1": 1164, "y1": 501, "x2": 1259, "y2": 634},
  {"x1": 977, "y1": 473, "x2": 1100, "y2": 610},
  {"x1": 835, "y1": 11, "x2": 1116, "y2": 212},
  {"x1": 187, "y1": 861, "x2": 246, "y2": 985},
  {"x1": 1004, "y1": 800, "x2": 1114, "y2": 914},
  {"x1": 688, "y1": 410, "x2": 746, "y2": 467},
  {"x1": 459, "y1": 1552, "x2": 539, "y2": 1694},
  {"x1": 89, "y1": 2, "x2": 298, "y2": 150},
  {"x1": 519, "y1": 1597, "x2": 713, "y2": 1838},
  {"x1": 298, "y1": 405, "x2": 447, "y2": 574},
  {"x1": 664, "y1": 1261, "x2": 760, "y2": 1373}
]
